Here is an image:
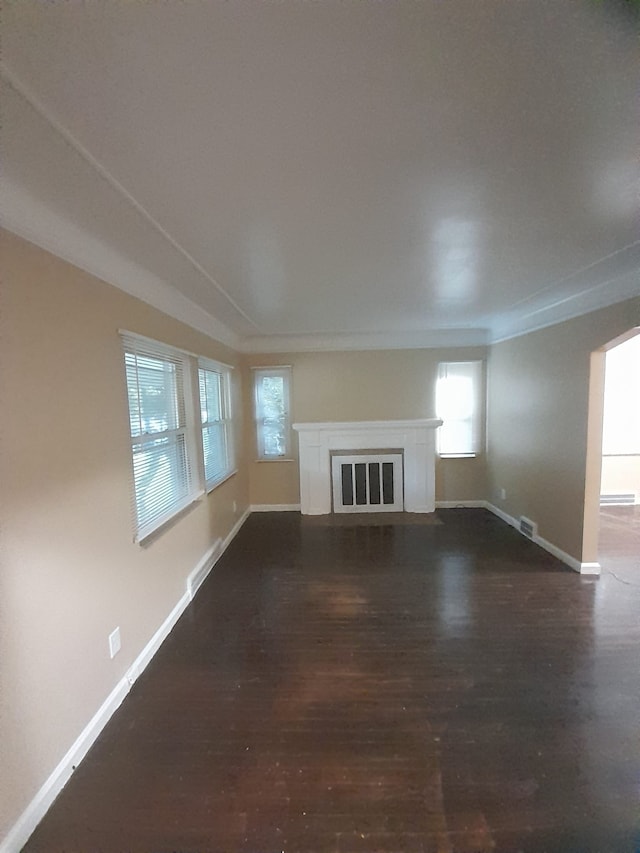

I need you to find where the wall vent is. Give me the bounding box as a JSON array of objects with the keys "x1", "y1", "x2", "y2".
[
  {"x1": 187, "y1": 538, "x2": 222, "y2": 599},
  {"x1": 519, "y1": 516, "x2": 538, "y2": 539},
  {"x1": 600, "y1": 493, "x2": 636, "y2": 506},
  {"x1": 332, "y1": 454, "x2": 403, "y2": 513}
]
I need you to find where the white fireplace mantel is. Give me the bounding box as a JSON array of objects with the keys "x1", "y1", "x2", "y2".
[{"x1": 293, "y1": 419, "x2": 442, "y2": 515}]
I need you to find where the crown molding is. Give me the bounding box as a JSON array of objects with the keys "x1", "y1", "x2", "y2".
[
  {"x1": 240, "y1": 327, "x2": 490, "y2": 353},
  {"x1": 6, "y1": 175, "x2": 635, "y2": 354},
  {"x1": 1, "y1": 182, "x2": 241, "y2": 350},
  {"x1": 490, "y1": 265, "x2": 640, "y2": 344},
  {"x1": 3, "y1": 64, "x2": 636, "y2": 355},
  {"x1": 1, "y1": 63, "x2": 258, "y2": 335}
]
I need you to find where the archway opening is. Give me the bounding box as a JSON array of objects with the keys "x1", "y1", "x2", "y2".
[{"x1": 583, "y1": 328, "x2": 640, "y2": 580}]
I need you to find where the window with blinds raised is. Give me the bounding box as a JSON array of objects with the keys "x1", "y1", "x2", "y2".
[
  {"x1": 121, "y1": 333, "x2": 235, "y2": 541},
  {"x1": 435, "y1": 361, "x2": 483, "y2": 457},
  {"x1": 198, "y1": 359, "x2": 234, "y2": 489},
  {"x1": 253, "y1": 366, "x2": 292, "y2": 460}
]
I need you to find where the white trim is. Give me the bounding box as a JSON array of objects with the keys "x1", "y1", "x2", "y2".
[
  {"x1": 293, "y1": 418, "x2": 442, "y2": 432},
  {"x1": 1, "y1": 65, "x2": 256, "y2": 337},
  {"x1": 124, "y1": 591, "x2": 191, "y2": 688},
  {"x1": 136, "y1": 493, "x2": 202, "y2": 545},
  {"x1": 483, "y1": 502, "x2": 601, "y2": 576},
  {"x1": 186, "y1": 509, "x2": 251, "y2": 601},
  {"x1": 435, "y1": 360, "x2": 484, "y2": 457},
  {"x1": 242, "y1": 328, "x2": 489, "y2": 353},
  {"x1": 436, "y1": 501, "x2": 602, "y2": 576},
  {"x1": 250, "y1": 364, "x2": 293, "y2": 370},
  {"x1": 435, "y1": 500, "x2": 486, "y2": 508},
  {"x1": 254, "y1": 365, "x2": 293, "y2": 461},
  {"x1": 198, "y1": 360, "x2": 236, "y2": 489},
  {"x1": 294, "y1": 419, "x2": 441, "y2": 515},
  {"x1": 250, "y1": 503, "x2": 301, "y2": 512},
  {"x1": 483, "y1": 501, "x2": 515, "y2": 528},
  {"x1": 439, "y1": 453, "x2": 478, "y2": 459},
  {"x1": 222, "y1": 508, "x2": 252, "y2": 551},
  {"x1": 490, "y1": 261, "x2": 640, "y2": 344},
  {"x1": 118, "y1": 332, "x2": 236, "y2": 372},
  {"x1": 3, "y1": 68, "x2": 637, "y2": 354},
  {"x1": 198, "y1": 355, "x2": 235, "y2": 372},
  {"x1": 186, "y1": 539, "x2": 223, "y2": 600},
  {"x1": 0, "y1": 678, "x2": 130, "y2": 853},
  {"x1": 2, "y1": 182, "x2": 240, "y2": 351},
  {"x1": 0, "y1": 587, "x2": 190, "y2": 853},
  {"x1": 0, "y1": 510, "x2": 251, "y2": 853},
  {"x1": 205, "y1": 469, "x2": 238, "y2": 494},
  {"x1": 579, "y1": 562, "x2": 603, "y2": 575},
  {"x1": 122, "y1": 335, "x2": 202, "y2": 542}
]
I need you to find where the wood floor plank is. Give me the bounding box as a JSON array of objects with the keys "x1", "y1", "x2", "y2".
[{"x1": 22, "y1": 508, "x2": 640, "y2": 852}]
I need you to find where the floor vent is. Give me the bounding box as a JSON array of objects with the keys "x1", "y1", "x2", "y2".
[
  {"x1": 519, "y1": 516, "x2": 538, "y2": 539},
  {"x1": 187, "y1": 539, "x2": 221, "y2": 599},
  {"x1": 332, "y1": 453, "x2": 403, "y2": 513},
  {"x1": 600, "y1": 493, "x2": 636, "y2": 506}
]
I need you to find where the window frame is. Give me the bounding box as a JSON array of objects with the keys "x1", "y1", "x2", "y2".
[
  {"x1": 120, "y1": 331, "x2": 236, "y2": 543},
  {"x1": 198, "y1": 357, "x2": 236, "y2": 491},
  {"x1": 252, "y1": 365, "x2": 293, "y2": 461},
  {"x1": 435, "y1": 360, "x2": 484, "y2": 458}
]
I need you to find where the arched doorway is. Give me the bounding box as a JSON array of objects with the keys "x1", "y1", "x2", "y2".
[{"x1": 583, "y1": 328, "x2": 640, "y2": 579}]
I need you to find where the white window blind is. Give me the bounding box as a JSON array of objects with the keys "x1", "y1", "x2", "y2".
[
  {"x1": 436, "y1": 361, "x2": 483, "y2": 457},
  {"x1": 198, "y1": 359, "x2": 234, "y2": 488},
  {"x1": 253, "y1": 366, "x2": 292, "y2": 459},
  {"x1": 121, "y1": 333, "x2": 197, "y2": 541}
]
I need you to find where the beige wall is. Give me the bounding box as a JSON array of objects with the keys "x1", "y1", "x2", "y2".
[
  {"x1": 2, "y1": 224, "x2": 636, "y2": 844},
  {"x1": 0, "y1": 231, "x2": 249, "y2": 842},
  {"x1": 242, "y1": 348, "x2": 488, "y2": 507},
  {"x1": 487, "y1": 297, "x2": 640, "y2": 562}
]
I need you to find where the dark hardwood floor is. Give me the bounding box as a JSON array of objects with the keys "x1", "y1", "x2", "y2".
[{"x1": 23, "y1": 509, "x2": 640, "y2": 852}]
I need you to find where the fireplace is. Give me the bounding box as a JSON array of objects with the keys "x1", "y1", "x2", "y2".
[{"x1": 293, "y1": 419, "x2": 442, "y2": 515}]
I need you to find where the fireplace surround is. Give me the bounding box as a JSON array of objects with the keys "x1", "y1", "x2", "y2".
[{"x1": 292, "y1": 419, "x2": 442, "y2": 515}]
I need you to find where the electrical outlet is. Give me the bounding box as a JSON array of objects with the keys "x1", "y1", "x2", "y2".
[
  {"x1": 500, "y1": 488, "x2": 507, "y2": 500},
  {"x1": 108, "y1": 627, "x2": 121, "y2": 659},
  {"x1": 232, "y1": 500, "x2": 237, "y2": 513}
]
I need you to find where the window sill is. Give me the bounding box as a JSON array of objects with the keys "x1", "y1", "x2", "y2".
[
  {"x1": 255, "y1": 457, "x2": 296, "y2": 463},
  {"x1": 439, "y1": 453, "x2": 479, "y2": 459},
  {"x1": 205, "y1": 469, "x2": 238, "y2": 494},
  {"x1": 135, "y1": 491, "x2": 203, "y2": 545}
]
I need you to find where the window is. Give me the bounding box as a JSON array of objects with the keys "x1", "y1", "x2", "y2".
[
  {"x1": 435, "y1": 361, "x2": 483, "y2": 457},
  {"x1": 253, "y1": 366, "x2": 292, "y2": 459},
  {"x1": 198, "y1": 359, "x2": 235, "y2": 488},
  {"x1": 121, "y1": 332, "x2": 235, "y2": 541}
]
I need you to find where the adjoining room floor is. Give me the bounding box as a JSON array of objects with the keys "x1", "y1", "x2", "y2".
[
  {"x1": 23, "y1": 510, "x2": 640, "y2": 852},
  {"x1": 599, "y1": 504, "x2": 640, "y2": 583}
]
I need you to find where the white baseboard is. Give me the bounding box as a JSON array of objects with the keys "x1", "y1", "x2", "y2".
[
  {"x1": 0, "y1": 677, "x2": 130, "y2": 853},
  {"x1": 228, "y1": 506, "x2": 252, "y2": 537},
  {"x1": 577, "y1": 562, "x2": 602, "y2": 575},
  {"x1": 124, "y1": 590, "x2": 191, "y2": 688},
  {"x1": 483, "y1": 501, "x2": 514, "y2": 527},
  {"x1": 0, "y1": 508, "x2": 251, "y2": 853},
  {"x1": 483, "y1": 502, "x2": 601, "y2": 576},
  {"x1": 435, "y1": 500, "x2": 487, "y2": 508},
  {"x1": 250, "y1": 503, "x2": 301, "y2": 512},
  {"x1": 187, "y1": 539, "x2": 222, "y2": 600}
]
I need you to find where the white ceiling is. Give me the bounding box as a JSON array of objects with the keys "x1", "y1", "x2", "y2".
[{"x1": 2, "y1": 0, "x2": 639, "y2": 351}]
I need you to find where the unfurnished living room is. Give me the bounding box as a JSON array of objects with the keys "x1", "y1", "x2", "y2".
[{"x1": 1, "y1": 2, "x2": 639, "y2": 852}]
